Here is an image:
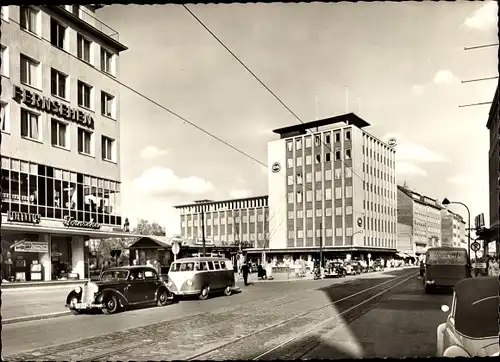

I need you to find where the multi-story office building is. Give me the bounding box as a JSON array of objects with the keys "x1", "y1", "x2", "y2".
[
  {"x1": 266, "y1": 113, "x2": 398, "y2": 261},
  {"x1": 397, "y1": 184, "x2": 443, "y2": 256},
  {"x1": 486, "y1": 84, "x2": 500, "y2": 254},
  {"x1": 441, "y1": 210, "x2": 466, "y2": 248},
  {"x1": 175, "y1": 196, "x2": 269, "y2": 249},
  {"x1": 1, "y1": 5, "x2": 129, "y2": 283}
]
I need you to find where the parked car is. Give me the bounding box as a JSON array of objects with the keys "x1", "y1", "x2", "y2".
[
  {"x1": 324, "y1": 261, "x2": 347, "y2": 278},
  {"x1": 437, "y1": 277, "x2": 498, "y2": 357},
  {"x1": 65, "y1": 266, "x2": 173, "y2": 315}
]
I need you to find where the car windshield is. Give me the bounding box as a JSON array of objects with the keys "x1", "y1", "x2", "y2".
[
  {"x1": 100, "y1": 270, "x2": 128, "y2": 281},
  {"x1": 454, "y1": 277, "x2": 498, "y2": 338}
]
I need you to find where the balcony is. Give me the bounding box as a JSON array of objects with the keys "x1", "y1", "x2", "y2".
[{"x1": 59, "y1": 5, "x2": 120, "y2": 42}]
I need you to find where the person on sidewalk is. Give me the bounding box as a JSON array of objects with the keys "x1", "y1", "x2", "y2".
[{"x1": 241, "y1": 262, "x2": 250, "y2": 286}]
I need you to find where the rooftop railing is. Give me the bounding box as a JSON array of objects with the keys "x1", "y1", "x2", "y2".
[{"x1": 60, "y1": 5, "x2": 120, "y2": 41}]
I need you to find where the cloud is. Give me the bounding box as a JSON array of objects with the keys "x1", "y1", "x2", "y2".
[
  {"x1": 133, "y1": 167, "x2": 213, "y2": 196},
  {"x1": 464, "y1": 2, "x2": 498, "y2": 31},
  {"x1": 396, "y1": 161, "x2": 427, "y2": 177},
  {"x1": 412, "y1": 84, "x2": 425, "y2": 96},
  {"x1": 229, "y1": 189, "x2": 253, "y2": 199},
  {"x1": 395, "y1": 141, "x2": 450, "y2": 163},
  {"x1": 433, "y1": 70, "x2": 458, "y2": 85},
  {"x1": 447, "y1": 174, "x2": 475, "y2": 186},
  {"x1": 140, "y1": 146, "x2": 168, "y2": 159}
]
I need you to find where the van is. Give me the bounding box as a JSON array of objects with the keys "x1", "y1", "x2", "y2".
[
  {"x1": 424, "y1": 247, "x2": 471, "y2": 293},
  {"x1": 166, "y1": 257, "x2": 236, "y2": 300}
]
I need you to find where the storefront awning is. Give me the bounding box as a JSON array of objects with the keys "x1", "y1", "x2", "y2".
[
  {"x1": 2, "y1": 222, "x2": 143, "y2": 239},
  {"x1": 244, "y1": 246, "x2": 398, "y2": 254}
]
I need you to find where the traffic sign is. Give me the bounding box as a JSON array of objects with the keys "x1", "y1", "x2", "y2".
[
  {"x1": 172, "y1": 242, "x2": 180, "y2": 255},
  {"x1": 471, "y1": 241, "x2": 481, "y2": 252},
  {"x1": 367, "y1": 253, "x2": 371, "y2": 259}
]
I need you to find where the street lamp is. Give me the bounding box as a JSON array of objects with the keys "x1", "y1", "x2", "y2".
[{"x1": 442, "y1": 198, "x2": 471, "y2": 257}]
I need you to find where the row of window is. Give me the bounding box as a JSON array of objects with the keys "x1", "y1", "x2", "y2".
[
  {"x1": 178, "y1": 200, "x2": 268, "y2": 214},
  {"x1": 362, "y1": 145, "x2": 394, "y2": 168},
  {"x1": 286, "y1": 130, "x2": 352, "y2": 153},
  {"x1": 184, "y1": 229, "x2": 269, "y2": 242},
  {"x1": 289, "y1": 227, "x2": 355, "y2": 238},
  {"x1": 287, "y1": 149, "x2": 352, "y2": 168},
  {"x1": 287, "y1": 186, "x2": 353, "y2": 203},
  {"x1": 288, "y1": 206, "x2": 354, "y2": 219},
  {"x1": 17, "y1": 6, "x2": 116, "y2": 75},
  {"x1": 363, "y1": 182, "x2": 396, "y2": 200},
  {"x1": 288, "y1": 168, "x2": 352, "y2": 185},
  {"x1": 2, "y1": 106, "x2": 117, "y2": 162},
  {"x1": 11, "y1": 52, "x2": 116, "y2": 117},
  {"x1": 182, "y1": 214, "x2": 268, "y2": 227},
  {"x1": 363, "y1": 163, "x2": 395, "y2": 184},
  {"x1": 363, "y1": 200, "x2": 396, "y2": 216}
]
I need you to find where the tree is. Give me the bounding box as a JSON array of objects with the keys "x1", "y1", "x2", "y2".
[
  {"x1": 257, "y1": 213, "x2": 283, "y2": 263},
  {"x1": 134, "y1": 219, "x2": 166, "y2": 236}
]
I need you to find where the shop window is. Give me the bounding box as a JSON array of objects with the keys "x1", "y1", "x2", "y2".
[{"x1": 51, "y1": 236, "x2": 72, "y2": 281}]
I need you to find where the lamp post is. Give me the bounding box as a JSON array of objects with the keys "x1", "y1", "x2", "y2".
[{"x1": 442, "y1": 198, "x2": 471, "y2": 257}]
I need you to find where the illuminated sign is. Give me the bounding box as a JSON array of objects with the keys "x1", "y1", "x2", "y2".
[
  {"x1": 271, "y1": 162, "x2": 281, "y2": 173},
  {"x1": 14, "y1": 241, "x2": 48, "y2": 253},
  {"x1": 7, "y1": 211, "x2": 41, "y2": 224},
  {"x1": 63, "y1": 215, "x2": 101, "y2": 229},
  {"x1": 387, "y1": 138, "x2": 397, "y2": 148},
  {"x1": 13, "y1": 85, "x2": 94, "y2": 129}
]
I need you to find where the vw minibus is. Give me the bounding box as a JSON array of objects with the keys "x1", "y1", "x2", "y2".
[{"x1": 424, "y1": 247, "x2": 471, "y2": 293}]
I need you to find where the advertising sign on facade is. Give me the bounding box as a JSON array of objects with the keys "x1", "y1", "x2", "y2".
[
  {"x1": 14, "y1": 241, "x2": 49, "y2": 253},
  {"x1": 7, "y1": 211, "x2": 41, "y2": 224},
  {"x1": 63, "y1": 215, "x2": 101, "y2": 229}
]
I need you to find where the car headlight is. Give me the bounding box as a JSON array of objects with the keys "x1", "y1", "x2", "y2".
[
  {"x1": 74, "y1": 286, "x2": 82, "y2": 293},
  {"x1": 166, "y1": 282, "x2": 172, "y2": 288},
  {"x1": 186, "y1": 280, "x2": 193, "y2": 286}
]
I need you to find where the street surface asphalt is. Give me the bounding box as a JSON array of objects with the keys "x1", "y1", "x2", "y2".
[{"x1": 3, "y1": 267, "x2": 453, "y2": 360}]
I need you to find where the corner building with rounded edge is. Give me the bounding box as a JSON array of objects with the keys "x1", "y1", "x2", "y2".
[
  {"x1": 264, "y1": 113, "x2": 398, "y2": 263},
  {"x1": 0, "y1": 5, "x2": 130, "y2": 284}
]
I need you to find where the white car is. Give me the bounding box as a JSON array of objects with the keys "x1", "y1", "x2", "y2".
[{"x1": 437, "y1": 277, "x2": 499, "y2": 357}]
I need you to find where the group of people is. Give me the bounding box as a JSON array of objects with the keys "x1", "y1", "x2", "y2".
[{"x1": 487, "y1": 256, "x2": 499, "y2": 276}]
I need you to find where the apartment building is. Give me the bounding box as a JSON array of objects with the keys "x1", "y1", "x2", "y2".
[
  {"x1": 0, "y1": 5, "x2": 129, "y2": 284},
  {"x1": 397, "y1": 185, "x2": 443, "y2": 256},
  {"x1": 266, "y1": 113, "x2": 398, "y2": 261},
  {"x1": 441, "y1": 210, "x2": 466, "y2": 248},
  {"x1": 486, "y1": 84, "x2": 500, "y2": 254},
  {"x1": 175, "y1": 196, "x2": 269, "y2": 248}
]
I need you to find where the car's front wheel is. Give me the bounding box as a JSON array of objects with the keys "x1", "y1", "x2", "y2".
[
  {"x1": 223, "y1": 285, "x2": 232, "y2": 296},
  {"x1": 157, "y1": 290, "x2": 170, "y2": 307},
  {"x1": 199, "y1": 287, "x2": 209, "y2": 300},
  {"x1": 102, "y1": 295, "x2": 120, "y2": 315}
]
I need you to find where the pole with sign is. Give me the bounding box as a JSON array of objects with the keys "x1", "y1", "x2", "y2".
[{"x1": 172, "y1": 241, "x2": 180, "y2": 262}]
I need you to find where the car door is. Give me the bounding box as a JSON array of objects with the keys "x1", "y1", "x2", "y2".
[
  {"x1": 126, "y1": 269, "x2": 150, "y2": 303},
  {"x1": 143, "y1": 269, "x2": 162, "y2": 301},
  {"x1": 443, "y1": 293, "x2": 462, "y2": 351}
]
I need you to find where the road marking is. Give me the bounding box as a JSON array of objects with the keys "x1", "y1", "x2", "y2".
[{"x1": 252, "y1": 272, "x2": 416, "y2": 360}]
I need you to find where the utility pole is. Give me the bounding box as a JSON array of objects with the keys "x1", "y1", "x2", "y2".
[
  {"x1": 319, "y1": 222, "x2": 323, "y2": 269},
  {"x1": 201, "y1": 208, "x2": 206, "y2": 257}
]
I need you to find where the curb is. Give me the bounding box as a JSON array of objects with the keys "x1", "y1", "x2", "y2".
[{"x1": 2, "y1": 311, "x2": 72, "y2": 325}]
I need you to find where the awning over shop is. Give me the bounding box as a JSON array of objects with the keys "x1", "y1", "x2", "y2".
[
  {"x1": 2, "y1": 222, "x2": 143, "y2": 239},
  {"x1": 244, "y1": 246, "x2": 397, "y2": 254}
]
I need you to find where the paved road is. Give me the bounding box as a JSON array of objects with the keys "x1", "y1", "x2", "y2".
[{"x1": 3, "y1": 269, "x2": 414, "y2": 360}]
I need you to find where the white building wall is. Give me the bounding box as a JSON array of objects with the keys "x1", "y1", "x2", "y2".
[
  {"x1": 40, "y1": 233, "x2": 51, "y2": 281},
  {"x1": 268, "y1": 139, "x2": 287, "y2": 249}
]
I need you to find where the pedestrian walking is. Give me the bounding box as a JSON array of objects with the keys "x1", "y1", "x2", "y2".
[{"x1": 241, "y1": 262, "x2": 250, "y2": 286}]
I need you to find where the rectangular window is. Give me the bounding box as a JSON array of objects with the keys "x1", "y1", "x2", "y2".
[
  {"x1": 346, "y1": 227, "x2": 353, "y2": 237},
  {"x1": 336, "y1": 228, "x2": 343, "y2": 237},
  {"x1": 345, "y1": 168, "x2": 352, "y2": 178},
  {"x1": 345, "y1": 130, "x2": 351, "y2": 141},
  {"x1": 287, "y1": 175, "x2": 293, "y2": 186},
  {"x1": 101, "y1": 48, "x2": 114, "y2": 74},
  {"x1": 297, "y1": 210, "x2": 303, "y2": 219},
  {"x1": 296, "y1": 138, "x2": 302, "y2": 150},
  {"x1": 288, "y1": 211, "x2": 294, "y2": 220},
  {"x1": 345, "y1": 186, "x2": 353, "y2": 198},
  {"x1": 305, "y1": 155, "x2": 312, "y2": 165},
  {"x1": 77, "y1": 34, "x2": 91, "y2": 63},
  {"x1": 315, "y1": 171, "x2": 322, "y2": 182},
  {"x1": 305, "y1": 137, "x2": 311, "y2": 148},
  {"x1": 325, "y1": 152, "x2": 331, "y2": 162},
  {"x1": 306, "y1": 209, "x2": 313, "y2": 218},
  {"x1": 20, "y1": 109, "x2": 40, "y2": 140},
  {"x1": 315, "y1": 209, "x2": 322, "y2": 217},
  {"x1": 51, "y1": 68, "x2": 68, "y2": 99},
  {"x1": 20, "y1": 6, "x2": 39, "y2": 34},
  {"x1": 335, "y1": 207, "x2": 342, "y2": 216},
  {"x1": 287, "y1": 159, "x2": 293, "y2": 168},
  {"x1": 50, "y1": 18, "x2": 66, "y2": 49},
  {"x1": 316, "y1": 229, "x2": 321, "y2": 238},
  {"x1": 1, "y1": 102, "x2": 9, "y2": 133},
  {"x1": 20, "y1": 54, "x2": 40, "y2": 88},
  {"x1": 288, "y1": 230, "x2": 295, "y2": 238},
  {"x1": 315, "y1": 154, "x2": 321, "y2": 164},
  {"x1": 78, "y1": 128, "x2": 93, "y2": 155},
  {"x1": 287, "y1": 141, "x2": 293, "y2": 152},
  {"x1": 305, "y1": 172, "x2": 312, "y2": 183},
  {"x1": 335, "y1": 187, "x2": 342, "y2": 199},
  {"x1": 325, "y1": 134, "x2": 331, "y2": 144},
  {"x1": 78, "y1": 81, "x2": 93, "y2": 109},
  {"x1": 334, "y1": 169, "x2": 341, "y2": 180},
  {"x1": 288, "y1": 192, "x2": 294, "y2": 203},
  {"x1": 325, "y1": 208, "x2": 332, "y2": 217},
  {"x1": 51, "y1": 118, "x2": 68, "y2": 148},
  {"x1": 325, "y1": 170, "x2": 332, "y2": 181},
  {"x1": 296, "y1": 191, "x2": 303, "y2": 203},
  {"x1": 315, "y1": 135, "x2": 321, "y2": 146},
  {"x1": 326, "y1": 229, "x2": 333, "y2": 237},
  {"x1": 345, "y1": 206, "x2": 353, "y2": 215},
  {"x1": 296, "y1": 173, "x2": 303, "y2": 184},
  {"x1": 325, "y1": 188, "x2": 332, "y2": 200},
  {"x1": 335, "y1": 132, "x2": 340, "y2": 142},
  {"x1": 345, "y1": 149, "x2": 351, "y2": 159},
  {"x1": 307, "y1": 229, "x2": 313, "y2": 238},
  {"x1": 296, "y1": 157, "x2": 303, "y2": 167},
  {"x1": 297, "y1": 230, "x2": 304, "y2": 238},
  {"x1": 101, "y1": 136, "x2": 115, "y2": 162},
  {"x1": 101, "y1": 91, "x2": 115, "y2": 118},
  {"x1": 306, "y1": 190, "x2": 313, "y2": 202},
  {"x1": 0, "y1": 45, "x2": 9, "y2": 77},
  {"x1": 335, "y1": 150, "x2": 341, "y2": 160}
]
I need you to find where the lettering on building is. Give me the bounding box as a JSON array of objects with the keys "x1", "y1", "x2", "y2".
[
  {"x1": 13, "y1": 85, "x2": 95, "y2": 129},
  {"x1": 7, "y1": 211, "x2": 41, "y2": 224},
  {"x1": 63, "y1": 215, "x2": 101, "y2": 229}
]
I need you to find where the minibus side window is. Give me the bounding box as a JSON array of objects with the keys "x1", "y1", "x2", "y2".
[
  {"x1": 199, "y1": 262, "x2": 208, "y2": 271},
  {"x1": 194, "y1": 262, "x2": 201, "y2": 271},
  {"x1": 182, "y1": 262, "x2": 195, "y2": 271},
  {"x1": 213, "y1": 261, "x2": 221, "y2": 270},
  {"x1": 170, "y1": 263, "x2": 181, "y2": 272},
  {"x1": 220, "y1": 261, "x2": 226, "y2": 269},
  {"x1": 207, "y1": 261, "x2": 215, "y2": 271}
]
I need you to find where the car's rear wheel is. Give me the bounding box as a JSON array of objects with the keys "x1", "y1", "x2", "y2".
[
  {"x1": 223, "y1": 285, "x2": 232, "y2": 296},
  {"x1": 199, "y1": 287, "x2": 209, "y2": 300},
  {"x1": 157, "y1": 290, "x2": 169, "y2": 307},
  {"x1": 424, "y1": 284, "x2": 433, "y2": 294},
  {"x1": 102, "y1": 295, "x2": 120, "y2": 315}
]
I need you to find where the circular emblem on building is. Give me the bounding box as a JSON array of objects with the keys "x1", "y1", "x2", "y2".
[
  {"x1": 387, "y1": 138, "x2": 397, "y2": 148},
  {"x1": 357, "y1": 217, "x2": 363, "y2": 227},
  {"x1": 471, "y1": 241, "x2": 481, "y2": 252},
  {"x1": 271, "y1": 162, "x2": 281, "y2": 173}
]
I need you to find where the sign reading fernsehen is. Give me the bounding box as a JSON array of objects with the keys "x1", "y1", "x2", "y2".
[
  {"x1": 63, "y1": 215, "x2": 101, "y2": 229},
  {"x1": 15, "y1": 241, "x2": 49, "y2": 253}
]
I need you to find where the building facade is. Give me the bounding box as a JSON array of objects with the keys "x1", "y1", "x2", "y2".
[
  {"x1": 486, "y1": 84, "x2": 500, "y2": 254},
  {"x1": 266, "y1": 113, "x2": 398, "y2": 260},
  {"x1": 440, "y1": 210, "x2": 466, "y2": 248},
  {"x1": 1, "y1": 5, "x2": 129, "y2": 284},
  {"x1": 397, "y1": 185, "x2": 443, "y2": 256},
  {"x1": 175, "y1": 196, "x2": 269, "y2": 249}
]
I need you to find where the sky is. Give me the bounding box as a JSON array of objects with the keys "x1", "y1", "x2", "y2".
[{"x1": 97, "y1": 2, "x2": 498, "y2": 236}]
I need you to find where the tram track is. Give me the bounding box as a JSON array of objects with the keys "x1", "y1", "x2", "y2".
[{"x1": 5, "y1": 271, "x2": 416, "y2": 361}]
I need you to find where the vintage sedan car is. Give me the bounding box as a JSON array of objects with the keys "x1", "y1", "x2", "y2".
[
  {"x1": 436, "y1": 277, "x2": 499, "y2": 357},
  {"x1": 65, "y1": 266, "x2": 173, "y2": 315}
]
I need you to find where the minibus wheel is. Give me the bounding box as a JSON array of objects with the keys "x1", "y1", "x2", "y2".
[
  {"x1": 223, "y1": 285, "x2": 232, "y2": 296},
  {"x1": 199, "y1": 287, "x2": 209, "y2": 300}
]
